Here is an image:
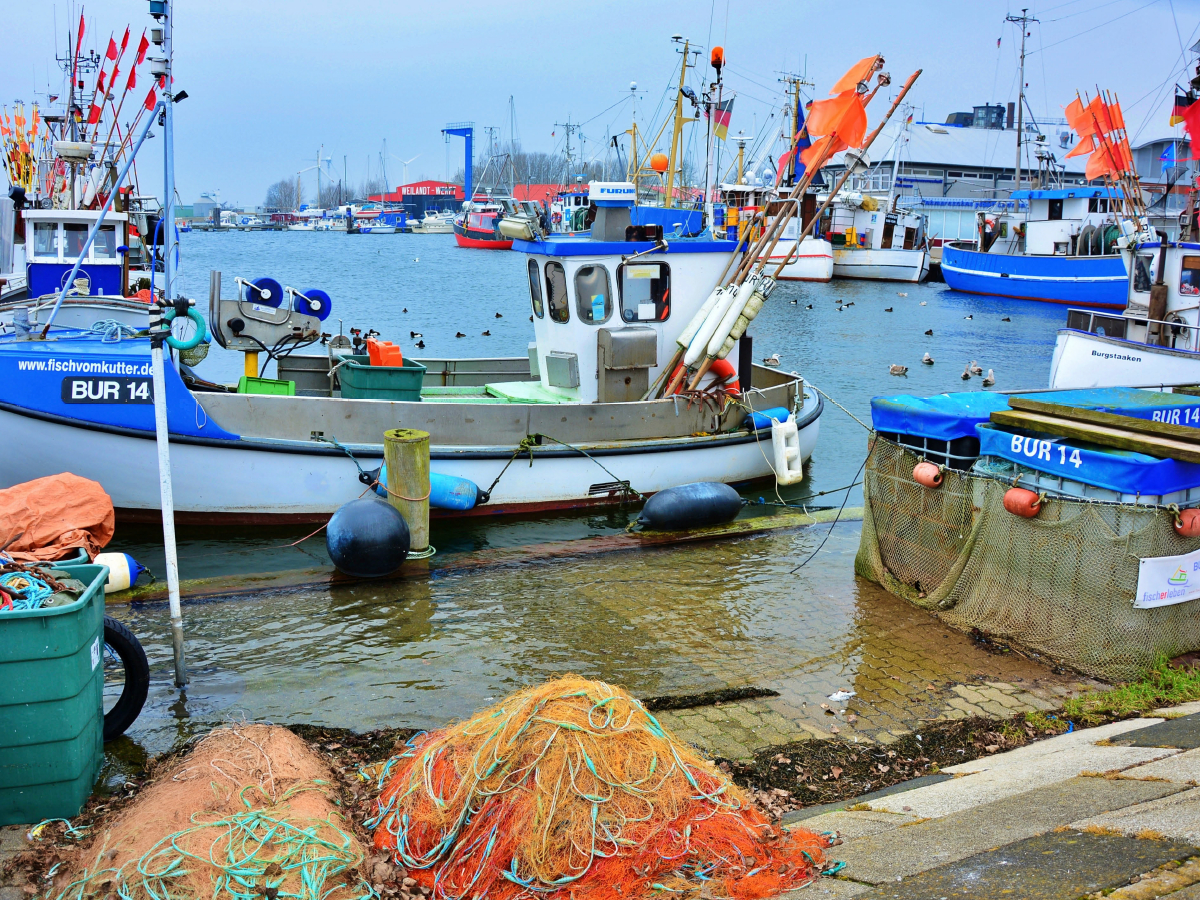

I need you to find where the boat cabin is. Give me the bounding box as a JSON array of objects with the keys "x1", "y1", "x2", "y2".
[
  {"x1": 993, "y1": 188, "x2": 1127, "y2": 258},
  {"x1": 516, "y1": 181, "x2": 737, "y2": 404},
  {"x1": 23, "y1": 208, "x2": 128, "y2": 298},
  {"x1": 820, "y1": 192, "x2": 926, "y2": 252}
]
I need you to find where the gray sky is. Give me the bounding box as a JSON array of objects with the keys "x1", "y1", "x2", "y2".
[{"x1": 5, "y1": 0, "x2": 1200, "y2": 206}]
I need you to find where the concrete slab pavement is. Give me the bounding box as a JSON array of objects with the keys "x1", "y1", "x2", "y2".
[{"x1": 1073, "y1": 787, "x2": 1200, "y2": 846}]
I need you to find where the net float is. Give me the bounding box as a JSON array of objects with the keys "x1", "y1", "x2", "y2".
[
  {"x1": 912, "y1": 462, "x2": 943, "y2": 488},
  {"x1": 1174, "y1": 508, "x2": 1200, "y2": 538},
  {"x1": 1003, "y1": 487, "x2": 1042, "y2": 518}
]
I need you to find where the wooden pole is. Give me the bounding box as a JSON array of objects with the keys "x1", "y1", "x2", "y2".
[{"x1": 383, "y1": 428, "x2": 430, "y2": 553}]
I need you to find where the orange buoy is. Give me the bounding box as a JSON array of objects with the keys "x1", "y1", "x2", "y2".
[
  {"x1": 1174, "y1": 508, "x2": 1200, "y2": 538},
  {"x1": 1003, "y1": 487, "x2": 1042, "y2": 518},
  {"x1": 650, "y1": 152, "x2": 669, "y2": 174},
  {"x1": 912, "y1": 462, "x2": 942, "y2": 488}
]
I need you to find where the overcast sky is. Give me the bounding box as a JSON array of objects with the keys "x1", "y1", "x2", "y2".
[{"x1": 5, "y1": 0, "x2": 1200, "y2": 207}]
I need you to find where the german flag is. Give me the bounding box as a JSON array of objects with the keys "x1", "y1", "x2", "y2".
[
  {"x1": 1171, "y1": 93, "x2": 1193, "y2": 127},
  {"x1": 712, "y1": 98, "x2": 735, "y2": 141}
]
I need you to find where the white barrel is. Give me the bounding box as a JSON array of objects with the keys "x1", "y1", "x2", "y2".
[
  {"x1": 704, "y1": 278, "x2": 758, "y2": 359},
  {"x1": 684, "y1": 285, "x2": 742, "y2": 366},
  {"x1": 675, "y1": 285, "x2": 725, "y2": 351}
]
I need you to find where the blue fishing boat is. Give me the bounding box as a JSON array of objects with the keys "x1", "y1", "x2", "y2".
[{"x1": 941, "y1": 188, "x2": 1130, "y2": 308}]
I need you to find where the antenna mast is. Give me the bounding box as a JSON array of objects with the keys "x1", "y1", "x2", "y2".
[{"x1": 1006, "y1": 8, "x2": 1038, "y2": 193}]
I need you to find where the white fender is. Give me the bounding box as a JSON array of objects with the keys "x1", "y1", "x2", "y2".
[
  {"x1": 675, "y1": 285, "x2": 725, "y2": 353},
  {"x1": 771, "y1": 417, "x2": 804, "y2": 486},
  {"x1": 684, "y1": 283, "x2": 742, "y2": 366}
]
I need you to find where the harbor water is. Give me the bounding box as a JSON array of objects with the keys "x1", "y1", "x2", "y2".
[{"x1": 103, "y1": 232, "x2": 1074, "y2": 767}]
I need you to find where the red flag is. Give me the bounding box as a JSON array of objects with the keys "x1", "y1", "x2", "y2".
[
  {"x1": 1085, "y1": 143, "x2": 1118, "y2": 181},
  {"x1": 1181, "y1": 100, "x2": 1200, "y2": 157},
  {"x1": 144, "y1": 84, "x2": 158, "y2": 112},
  {"x1": 87, "y1": 103, "x2": 102, "y2": 125},
  {"x1": 829, "y1": 56, "x2": 881, "y2": 95},
  {"x1": 106, "y1": 37, "x2": 118, "y2": 61},
  {"x1": 1088, "y1": 96, "x2": 1113, "y2": 134},
  {"x1": 1107, "y1": 100, "x2": 1125, "y2": 132},
  {"x1": 96, "y1": 70, "x2": 106, "y2": 94},
  {"x1": 1064, "y1": 133, "x2": 1094, "y2": 159},
  {"x1": 135, "y1": 32, "x2": 150, "y2": 65},
  {"x1": 126, "y1": 66, "x2": 137, "y2": 91},
  {"x1": 800, "y1": 133, "x2": 848, "y2": 171},
  {"x1": 74, "y1": 13, "x2": 86, "y2": 61},
  {"x1": 109, "y1": 65, "x2": 120, "y2": 94},
  {"x1": 119, "y1": 27, "x2": 130, "y2": 53},
  {"x1": 806, "y1": 91, "x2": 867, "y2": 148}
]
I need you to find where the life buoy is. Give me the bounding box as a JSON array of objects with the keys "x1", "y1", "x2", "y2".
[
  {"x1": 669, "y1": 359, "x2": 740, "y2": 396},
  {"x1": 552, "y1": 212, "x2": 562, "y2": 224}
]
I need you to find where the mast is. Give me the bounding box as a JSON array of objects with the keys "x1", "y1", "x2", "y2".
[
  {"x1": 1006, "y1": 9, "x2": 1038, "y2": 193},
  {"x1": 665, "y1": 37, "x2": 697, "y2": 208},
  {"x1": 705, "y1": 47, "x2": 725, "y2": 227}
]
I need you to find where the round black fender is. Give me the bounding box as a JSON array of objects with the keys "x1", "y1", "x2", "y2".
[
  {"x1": 326, "y1": 498, "x2": 410, "y2": 577},
  {"x1": 636, "y1": 482, "x2": 744, "y2": 530}
]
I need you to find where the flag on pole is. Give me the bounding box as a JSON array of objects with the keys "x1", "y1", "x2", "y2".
[
  {"x1": 119, "y1": 27, "x2": 130, "y2": 53},
  {"x1": 126, "y1": 66, "x2": 137, "y2": 91},
  {"x1": 1065, "y1": 133, "x2": 1094, "y2": 159},
  {"x1": 87, "y1": 103, "x2": 102, "y2": 124},
  {"x1": 106, "y1": 37, "x2": 119, "y2": 61},
  {"x1": 1064, "y1": 97, "x2": 1094, "y2": 137},
  {"x1": 1171, "y1": 93, "x2": 1192, "y2": 126},
  {"x1": 905, "y1": 112, "x2": 914, "y2": 126},
  {"x1": 96, "y1": 70, "x2": 106, "y2": 94},
  {"x1": 135, "y1": 32, "x2": 149, "y2": 65},
  {"x1": 1161, "y1": 142, "x2": 1178, "y2": 174},
  {"x1": 143, "y1": 83, "x2": 158, "y2": 112},
  {"x1": 711, "y1": 98, "x2": 735, "y2": 141},
  {"x1": 775, "y1": 101, "x2": 812, "y2": 186}
]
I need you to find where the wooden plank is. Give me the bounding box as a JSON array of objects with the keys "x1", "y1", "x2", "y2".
[
  {"x1": 1007, "y1": 397, "x2": 1200, "y2": 441},
  {"x1": 989, "y1": 409, "x2": 1200, "y2": 464}
]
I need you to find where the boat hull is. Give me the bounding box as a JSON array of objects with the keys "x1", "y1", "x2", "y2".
[
  {"x1": 454, "y1": 223, "x2": 513, "y2": 250},
  {"x1": 941, "y1": 245, "x2": 1127, "y2": 308},
  {"x1": 0, "y1": 398, "x2": 820, "y2": 523},
  {"x1": 831, "y1": 247, "x2": 928, "y2": 282},
  {"x1": 1048, "y1": 329, "x2": 1200, "y2": 390},
  {"x1": 764, "y1": 238, "x2": 834, "y2": 282}
]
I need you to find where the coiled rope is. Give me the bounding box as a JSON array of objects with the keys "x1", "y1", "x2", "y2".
[{"x1": 90, "y1": 319, "x2": 141, "y2": 343}]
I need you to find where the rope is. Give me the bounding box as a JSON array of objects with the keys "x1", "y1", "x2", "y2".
[
  {"x1": 0, "y1": 572, "x2": 56, "y2": 611},
  {"x1": 316, "y1": 435, "x2": 433, "y2": 502},
  {"x1": 805, "y1": 382, "x2": 872, "y2": 431},
  {"x1": 90, "y1": 319, "x2": 140, "y2": 343},
  {"x1": 536, "y1": 433, "x2": 645, "y2": 502},
  {"x1": 483, "y1": 435, "x2": 541, "y2": 498},
  {"x1": 790, "y1": 453, "x2": 869, "y2": 574}
]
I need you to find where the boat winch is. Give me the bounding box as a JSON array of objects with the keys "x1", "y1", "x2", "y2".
[{"x1": 207, "y1": 272, "x2": 326, "y2": 376}]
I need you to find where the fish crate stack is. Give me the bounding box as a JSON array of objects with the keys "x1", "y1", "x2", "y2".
[{"x1": 857, "y1": 387, "x2": 1200, "y2": 681}]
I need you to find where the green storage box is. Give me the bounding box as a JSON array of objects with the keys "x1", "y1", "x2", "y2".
[
  {"x1": 237, "y1": 376, "x2": 296, "y2": 396},
  {"x1": 338, "y1": 355, "x2": 426, "y2": 401},
  {"x1": 0, "y1": 563, "x2": 110, "y2": 826}
]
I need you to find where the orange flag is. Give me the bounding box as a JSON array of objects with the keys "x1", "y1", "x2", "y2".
[
  {"x1": 1114, "y1": 137, "x2": 1133, "y2": 173},
  {"x1": 806, "y1": 91, "x2": 867, "y2": 147},
  {"x1": 829, "y1": 55, "x2": 882, "y2": 95},
  {"x1": 800, "y1": 134, "x2": 848, "y2": 171},
  {"x1": 1088, "y1": 95, "x2": 1113, "y2": 134},
  {"x1": 1064, "y1": 98, "x2": 1094, "y2": 137},
  {"x1": 1107, "y1": 100, "x2": 1125, "y2": 132},
  {"x1": 1085, "y1": 143, "x2": 1118, "y2": 181},
  {"x1": 1064, "y1": 133, "x2": 1094, "y2": 159}
]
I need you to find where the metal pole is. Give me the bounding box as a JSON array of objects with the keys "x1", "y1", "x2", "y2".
[
  {"x1": 1007, "y1": 9, "x2": 1038, "y2": 193},
  {"x1": 159, "y1": 0, "x2": 186, "y2": 687},
  {"x1": 40, "y1": 105, "x2": 161, "y2": 336}
]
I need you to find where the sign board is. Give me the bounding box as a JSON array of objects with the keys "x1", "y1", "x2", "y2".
[{"x1": 1135, "y1": 546, "x2": 1200, "y2": 608}]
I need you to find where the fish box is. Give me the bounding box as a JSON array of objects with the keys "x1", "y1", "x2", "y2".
[
  {"x1": 275, "y1": 354, "x2": 332, "y2": 397},
  {"x1": 0, "y1": 563, "x2": 109, "y2": 825},
  {"x1": 338, "y1": 355, "x2": 427, "y2": 402}
]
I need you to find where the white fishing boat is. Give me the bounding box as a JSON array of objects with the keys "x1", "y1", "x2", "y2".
[
  {"x1": 411, "y1": 210, "x2": 455, "y2": 234},
  {"x1": 0, "y1": 183, "x2": 822, "y2": 522},
  {"x1": 821, "y1": 191, "x2": 930, "y2": 282},
  {"x1": 763, "y1": 218, "x2": 834, "y2": 283}
]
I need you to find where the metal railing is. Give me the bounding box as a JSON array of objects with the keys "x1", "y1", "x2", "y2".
[{"x1": 1066, "y1": 307, "x2": 1200, "y2": 353}]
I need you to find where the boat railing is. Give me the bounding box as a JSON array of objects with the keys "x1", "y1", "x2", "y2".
[{"x1": 1066, "y1": 307, "x2": 1200, "y2": 353}]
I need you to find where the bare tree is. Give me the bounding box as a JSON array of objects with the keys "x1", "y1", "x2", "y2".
[
  {"x1": 359, "y1": 175, "x2": 389, "y2": 200},
  {"x1": 318, "y1": 181, "x2": 345, "y2": 208},
  {"x1": 263, "y1": 177, "x2": 298, "y2": 211}
]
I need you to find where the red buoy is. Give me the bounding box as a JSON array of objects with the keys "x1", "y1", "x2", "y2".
[
  {"x1": 1174, "y1": 508, "x2": 1200, "y2": 538},
  {"x1": 913, "y1": 462, "x2": 943, "y2": 488},
  {"x1": 1003, "y1": 487, "x2": 1042, "y2": 518}
]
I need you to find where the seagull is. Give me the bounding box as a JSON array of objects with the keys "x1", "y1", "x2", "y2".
[
  {"x1": 884, "y1": 307, "x2": 893, "y2": 312},
  {"x1": 482, "y1": 329, "x2": 491, "y2": 336},
  {"x1": 1001, "y1": 316, "x2": 1011, "y2": 322},
  {"x1": 416, "y1": 340, "x2": 425, "y2": 348},
  {"x1": 897, "y1": 292, "x2": 908, "y2": 297},
  {"x1": 919, "y1": 301, "x2": 927, "y2": 306},
  {"x1": 410, "y1": 331, "x2": 422, "y2": 338},
  {"x1": 495, "y1": 312, "x2": 503, "y2": 318},
  {"x1": 924, "y1": 328, "x2": 933, "y2": 335},
  {"x1": 970, "y1": 360, "x2": 983, "y2": 376},
  {"x1": 456, "y1": 331, "x2": 466, "y2": 338},
  {"x1": 961, "y1": 365, "x2": 972, "y2": 380},
  {"x1": 763, "y1": 353, "x2": 782, "y2": 367},
  {"x1": 964, "y1": 314, "x2": 973, "y2": 320},
  {"x1": 413, "y1": 257, "x2": 419, "y2": 262},
  {"x1": 805, "y1": 303, "x2": 813, "y2": 309},
  {"x1": 889, "y1": 364, "x2": 908, "y2": 376},
  {"x1": 922, "y1": 352, "x2": 934, "y2": 365},
  {"x1": 982, "y1": 369, "x2": 995, "y2": 387}
]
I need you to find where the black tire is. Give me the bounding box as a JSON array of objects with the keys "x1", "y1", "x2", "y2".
[{"x1": 102, "y1": 615, "x2": 149, "y2": 741}]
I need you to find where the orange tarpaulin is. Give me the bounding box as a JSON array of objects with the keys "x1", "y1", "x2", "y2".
[
  {"x1": 0, "y1": 473, "x2": 114, "y2": 562},
  {"x1": 829, "y1": 55, "x2": 881, "y2": 95},
  {"x1": 1065, "y1": 133, "x2": 1095, "y2": 159}
]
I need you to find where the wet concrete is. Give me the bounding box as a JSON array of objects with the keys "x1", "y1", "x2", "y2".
[{"x1": 1116, "y1": 713, "x2": 1200, "y2": 750}]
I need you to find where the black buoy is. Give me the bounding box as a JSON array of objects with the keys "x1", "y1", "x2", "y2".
[
  {"x1": 326, "y1": 498, "x2": 410, "y2": 577},
  {"x1": 636, "y1": 482, "x2": 744, "y2": 531}
]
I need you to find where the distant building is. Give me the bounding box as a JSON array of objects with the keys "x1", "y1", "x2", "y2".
[
  {"x1": 367, "y1": 180, "x2": 463, "y2": 216},
  {"x1": 192, "y1": 198, "x2": 219, "y2": 220}
]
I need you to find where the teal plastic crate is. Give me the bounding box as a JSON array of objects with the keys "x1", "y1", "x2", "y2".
[
  {"x1": 338, "y1": 355, "x2": 426, "y2": 401},
  {"x1": 0, "y1": 563, "x2": 110, "y2": 826}
]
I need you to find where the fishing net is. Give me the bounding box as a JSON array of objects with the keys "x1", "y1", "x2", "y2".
[
  {"x1": 47, "y1": 725, "x2": 370, "y2": 900},
  {"x1": 857, "y1": 436, "x2": 1200, "y2": 682},
  {"x1": 367, "y1": 675, "x2": 833, "y2": 900}
]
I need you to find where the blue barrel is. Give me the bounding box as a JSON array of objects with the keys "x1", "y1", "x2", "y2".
[
  {"x1": 636, "y1": 482, "x2": 744, "y2": 530},
  {"x1": 375, "y1": 465, "x2": 482, "y2": 511},
  {"x1": 747, "y1": 407, "x2": 792, "y2": 430}
]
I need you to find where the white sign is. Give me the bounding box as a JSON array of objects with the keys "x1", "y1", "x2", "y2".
[
  {"x1": 90, "y1": 637, "x2": 101, "y2": 671},
  {"x1": 1135, "y1": 547, "x2": 1200, "y2": 608}
]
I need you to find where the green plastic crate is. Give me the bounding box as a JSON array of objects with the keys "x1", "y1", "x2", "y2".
[
  {"x1": 338, "y1": 355, "x2": 426, "y2": 402},
  {"x1": 237, "y1": 376, "x2": 296, "y2": 396},
  {"x1": 0, "y1": 563, "x2": 110, "y2": 826}
]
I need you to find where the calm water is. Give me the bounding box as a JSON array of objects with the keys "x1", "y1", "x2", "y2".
[{"x1": 98, "y1": 233, "x2": 1071, "y2": 768}]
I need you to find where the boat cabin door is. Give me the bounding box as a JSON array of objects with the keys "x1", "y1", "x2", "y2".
[{"x1": 881, "y1": 216, "x2": 896, "y2": 250}]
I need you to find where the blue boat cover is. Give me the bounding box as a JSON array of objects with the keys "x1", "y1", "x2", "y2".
[
  {"x1": 871, "y1": 388, "x2": 1200, "y2": 440},
  {"x1": 977, "y1": 423, "x2": 1200, "y2": 495}
]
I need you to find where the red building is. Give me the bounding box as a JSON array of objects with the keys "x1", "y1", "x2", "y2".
[{"x1": 368, "y1": 181, "x2": 464, "y2": 214}]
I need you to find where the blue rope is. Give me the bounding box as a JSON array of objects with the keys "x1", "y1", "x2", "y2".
[
  {"x1": 91, "y1": 319, "x2": 140, "y2": 343},
  {"x1": 0, "y1": 572, "x2": 54, "y2": 611}
]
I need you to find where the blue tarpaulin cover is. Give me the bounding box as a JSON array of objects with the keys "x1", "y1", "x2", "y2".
[
  {"x1": 871, "y1": 388, "x2": 1200, "y2": 441},
  {"x1": 976, "y1": 423, "x2": 1200, "y2": 495}
]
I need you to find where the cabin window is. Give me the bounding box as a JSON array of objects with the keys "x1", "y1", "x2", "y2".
[
  {"x1": 63, "y1": 223, "x2": 89, "y2": 259},
  {"x1": 93, "y1": 225, "x2": 118, "y2": 259},
  {"x1": 1180, "y1": 257, "x2": 1200, "y2": 296},
  {"x1": 619, "y1": 262, "x2": 670, "y2": 322},
  {"x1": 33, "y1": 222, "x2": 58, "y2": 258},
  {"x1": 1133, "y1": 255, "x2": 1153, "y2": 293},
  {"x1": 545, "y1": 261, "x2": 569, "y2": 323},
  {"x1": 1048, "y1": 199, "x2": 1064, "y2": 220},
  {"x1": 1088, "y1": 198, "x2": 1110, "y2": 213},
  {"x1": 574, "y1": 265, "x2": 612, "y2": 325},
  {"x1": 527, "y1": 258, "x2": 544, "y2": 318}
]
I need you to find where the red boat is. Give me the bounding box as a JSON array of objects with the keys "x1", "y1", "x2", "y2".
[{"x1": 453, "y1": 202, "x2": 513, "y2": 250}]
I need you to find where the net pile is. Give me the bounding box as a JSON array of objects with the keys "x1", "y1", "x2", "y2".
[
  {"x1": 48, "y1": 725, "x2": 370, "y2": 900},
  {"x1": 856, "y1": 437, "x2": 1200, "y2": 681},
  {"x1": 367, "y1": 676, "x2": 832, "y2": 900}
]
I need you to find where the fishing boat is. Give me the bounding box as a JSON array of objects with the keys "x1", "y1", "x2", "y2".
[
  {"x1": 818, "y1": 190, "x2": 930, "y2": 282},
  {"x1": 0, "y1": 182, "x2": 821, "y2": 522},
  {"x1": 454, "y1": 199, "x2": 515, "y2": 249},
  {"x1": 411, "y1": 210, "x2": 455, "y2": 234}
]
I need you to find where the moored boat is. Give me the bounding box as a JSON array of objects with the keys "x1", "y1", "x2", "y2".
[{"x1": 454, "y1": 200, "x2": 515, "y2": 249}]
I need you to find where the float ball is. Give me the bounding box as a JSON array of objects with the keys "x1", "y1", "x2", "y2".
[{"x1": 326, "y1": 498, "x2": 410, "y2": 577}]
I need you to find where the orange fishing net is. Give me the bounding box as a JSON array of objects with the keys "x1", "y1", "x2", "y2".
[{"x1": 368, "y1": 676, "x2": 833, "y2": 900}]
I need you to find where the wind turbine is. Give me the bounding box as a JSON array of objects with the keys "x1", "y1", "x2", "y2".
[{"x1": 391, "y1": 153, "x2": 421, "y2": 186}]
